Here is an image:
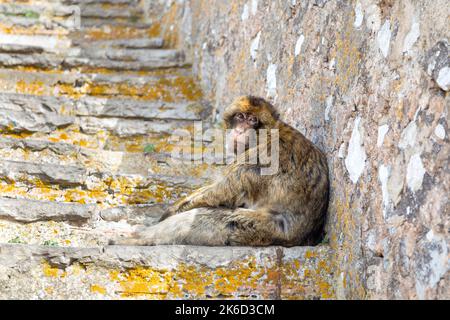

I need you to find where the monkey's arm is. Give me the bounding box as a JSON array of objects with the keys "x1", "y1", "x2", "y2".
[
  {"x1": 166, "y1": 163, "x2": 262, "y2": 216},
  {"x1": 159, "y1": 183, "x2": 229, "y2": 221},
  {"x1": 170, "y1": 180, "x2": 237, "y2": 213}
]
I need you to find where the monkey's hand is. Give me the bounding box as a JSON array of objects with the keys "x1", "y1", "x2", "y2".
[
  {"x1": 159, "y1": 206, "x2": 177, "y2": 221},
  {"x1": 159, "y1": 186, "x2": 211, "y2": 221}
]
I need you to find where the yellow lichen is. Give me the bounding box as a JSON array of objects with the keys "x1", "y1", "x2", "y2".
[
  {"x1": 109, "y1": 258, "x2": 276, "y2": 299},
  {"x1": 15, "y1": 80, "x2": 45, "y2": 95},
  {"x1": 331, "y1": 18, "x2": 362, "y2": 93},
  {"x1": 82, "y1": 24, "x2": 161, "y2": 41},
  {"x1": 42, "y1": 261, "x2": 66, "y2": 278},
  {"x1": 90, "y1": 284, "x2": 107, "y2": 295}
]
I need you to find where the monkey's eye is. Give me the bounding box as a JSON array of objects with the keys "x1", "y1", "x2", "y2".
[{"x1": 235, "y1": 113, "x2": 245, "y2": 121}]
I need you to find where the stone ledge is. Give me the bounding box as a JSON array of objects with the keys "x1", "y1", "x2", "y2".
[
  {"x1": 0, "y1": 107, "x2": 202, "y2": 136},
  {"x1": 0, "y1": 197, "x2": 95, "y2": 223},
  {"x1": 74, "y1": 38, "x2": 164, "y2": 49},
  {"x1": 0, "y1": 196, "x2": 168, "y2": 224},
  {"x1": 0, "y1": 136, "x2": 220, "y2": 178},
  {"x1": 0, "y1": 93, "x2": 211, "y2": 121},
  {"x1": 0, "y1": 244, "x2": 335, "y2": 299},
  {"x1": 0, "y1": 159, "x2": 206, "y2": 188}
]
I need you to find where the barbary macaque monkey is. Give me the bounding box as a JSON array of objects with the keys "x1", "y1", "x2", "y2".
[{"x1": 111, "y1": 96, "x2": 329, "y2": 246}]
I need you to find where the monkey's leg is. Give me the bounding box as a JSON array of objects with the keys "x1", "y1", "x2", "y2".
[
  {"x1": 110, "y1": 208, "x2": 295, "y2": 246},
  {"x1": 111, "y1": 208, "x2": 229, "y2": 246}
]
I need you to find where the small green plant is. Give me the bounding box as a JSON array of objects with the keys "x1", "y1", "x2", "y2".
[
  {"x1": 24, "y1": 10, "x2": 39, "y2": 19},
  {"x1": 42, "y1": 240, "x2": 59, "y2": 247},
  {"x1": 8, "y1": 236, "x2": 24, "y2": 244},
  {"x1": 319, "y1": 234, "x2": 330, "y2": 245},
  {"x1": 3, "y1": 9, "x2": 39, "y2": 19},
  {"x1": 128, "y1": 16, "x2": 139, "y2": 23},
  {"x1": 144, "y1": 143, "x2": 156, "y2": 154}
]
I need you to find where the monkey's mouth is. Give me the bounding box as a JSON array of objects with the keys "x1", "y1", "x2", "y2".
[{"x1": 232, "y1": 131, "x2": 253, "y2": 144}]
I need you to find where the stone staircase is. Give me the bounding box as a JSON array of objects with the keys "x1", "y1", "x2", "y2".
[{"x1": 0, "y1": 0, "x2": 335, "y2": 299}]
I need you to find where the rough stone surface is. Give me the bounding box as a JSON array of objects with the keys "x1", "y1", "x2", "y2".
[
  {"x1": 176, "y1": 0, "x2": 449, "y2": 299},
  {"x1": 0, "y1": 244, "x2": 334, "y2": 299},
  {"x1": 1, "y1": 0, "x2": 447, "y2": 300},
  {"x1": 0, "y1": 197, "x2": 95, "y2": 223}
]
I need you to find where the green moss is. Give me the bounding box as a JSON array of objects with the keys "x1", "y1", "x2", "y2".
[
  {"x1": 42, "y1": 240, "x2": 59, "y2": 247},
  {"x1": 144, "y1": 144, "x2": 156, "y2": 154},
  {"x1": 8, "y1": 236, "x2": 25, "y2": 244},
  {"x1": 2, "y1": 9, "x2": 39, "y2": 19},
  {"x1": 24, "y1": 10, "x2": 40, "y2": 19}
]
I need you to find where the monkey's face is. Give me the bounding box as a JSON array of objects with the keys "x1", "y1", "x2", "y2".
[{"x1": 227, "y1": 112, "x2": 259, "y2": 154}]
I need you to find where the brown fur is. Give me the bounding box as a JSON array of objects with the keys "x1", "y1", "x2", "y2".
[{"x1": 110, "y1": 96, "x2": 329, "y2": 247}]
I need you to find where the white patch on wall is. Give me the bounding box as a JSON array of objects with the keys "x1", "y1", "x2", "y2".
[
  {"x1": 338, "y1": 142, "x2": 346, "y2": 158},
  {"x1": 364, "y1": 4, "x2": 381, "y2": 33},
  {"x1": 436, "y1": 66, "x2": 450, "y2": 91},
  {"x1": 294, "y1": 34, "x2": 305, "y2": 57},
  {"x1": 434, "y1": 124, "x2": 446, "y2": 140},
  {"x1": 266, "y1": 63, "x2": 277, "y2": 98},
  {"x1": 377, "y1": 124, "x2": 389, "y2": 147},
  {"x1": 324, "y1": 95, "x2": 333, "y2": 121},
  {"x1": 406, "y1": 153, "x2": 426, "y2": 192},
  {"x1": 353, "y1": 2, "x2": 363, "y2": 28},
  {"x1": 377, "y1": 20, "x2": 391, "y2": 58},
  {"x1": 241, "y1": 3, "x2": 249, "y2": 21},
  {"x1": 427, "y1": 57, "x2": 437, "y2": 76},
  {"x1": 251, "y1": 0, "x2": 258, "y2": 15},
  {"x1": 403, "y1": 20, "x2": 420, "y2": 54},
  {"x1": 250, "y1": 31, "x2": 261, "y2": 63},
  {"x1": 378, "y1": 164, "x2": 390, "y2": 217},
  {"x1": 398, "y1": 121, "x2": 417, "y2": 149},
  {"x1": 415, "y1": 230, "x2": 448, "y2": 299},
  {"x1": 345, "y1": 117, "x2": 366, "y2": 183},
  {"x1": 328, "y1": 58, "x2": 336, "y2": 71}
]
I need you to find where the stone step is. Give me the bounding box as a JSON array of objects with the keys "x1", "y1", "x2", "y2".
[
  {"x1": 0, "y1": 16, "x2": 155, "y2": 38},
  {"x1": 0, "y1": 1, "x2": 144, "y2": 20},
  {"x1": 0, "y1": 3, "x2": 79, "y2": 32},
  {"x1": 0, "y1": 197, "x2": 95, "y2": 223},
  {"x1": 63, "y1": 0, "x2": 141, "y2": 4},
  {"x1": 72, "y1": 23, "x2": 160, "y2": 41},
  {"x1": 64, "y1": 51, "x2": 186, "y2": 71},
  {"x1": 0, "y1": 136, "x2": 222, "y2": 177},
  {"x1": 0, "y1": 92, "x2": 211, "y2": 121},
  {"x1": 0, "y1": 34, "x2": 72, "y2": 54},
  {"x1": 0, "y1": 159, "x2": 205, "y2": 190},
  {"x1": 0, "y1": 69, "x2": 203, "y2": 102},
  {"x1": 0, "y1": 49, "x2": 187, "y2": 71},
  {"x1": 0, "y1": 244, "x2": 335, "y2": 299},
  {"x1": 0, "y1": 107, "x2": 201, "y2": 137},
  {"x1": 0, "y1": 159, "x2": 204, "y2": 206},
  {"x1": 72, "y1": 37, "x2": 164, "y2": 49},
  {"x1": 0, "y1": 34, "x2": 167, "y2": 54},
  {"x1": 0, "y1": 93, "x2": 210, "y2": 137},
  {"x1": 0, "y1": 1, "x2": 166, "y2": 34},
  {"x1": 0, "y1": 197, "x2": 168, "y2": 246},
  {"x1": 77, "y1": 4, "x2": 143, "y2": 20},
  {"x1": 7, "y1": 198, "x2": 161, "y2": 226},
  {"x1": 0, "y1": 123, "x2": 208, "y2": 155}
]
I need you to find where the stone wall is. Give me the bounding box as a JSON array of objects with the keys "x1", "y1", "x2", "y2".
[{"x1": 164, "y1": 0, "x2": 449, "y2": 299}]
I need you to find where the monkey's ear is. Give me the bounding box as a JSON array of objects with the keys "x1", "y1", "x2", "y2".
[{"x1": 250, "y1": 97, "x2": 279, "y2": 128}]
